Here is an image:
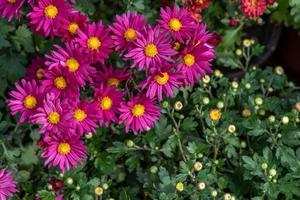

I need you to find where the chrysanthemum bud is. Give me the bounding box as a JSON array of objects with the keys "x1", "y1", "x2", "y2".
[
  {"x1": 242, "y1": 109, "x2": 251, "y2": 117},
  {"x1": 235, "y1": 49, "x2": 242, "y2": 56},
  {"x1": 269, "y1": 169, "x2": 277, "y2": 177},
  {"x1": 240, "y1": 141, "x2": 247, "y2": 148},
  {"x1": 224, "y1": 193, "x2": 232, "y2": 200},
  {"x1": 85, "y1": 132, "x2": 93, "y2": 139},
  {"x1": 214, "y1": 70, "x2": 222, "y2": 78},
  {"x1": 259, "y1": 109, "x2": 266, "y2": 116},
  {"x1": 162, "y1": 101, "x2": 169, "y2": 108},
  {"x1": 268, "y1": 115, "x2": 275, "y2": 123},
  {"x1": 150, "y1": 166, "x2": 158, "y2": 174},
  {"x1": 76, "y1": 186, "x2": 80, "y2": 191},
  {"x1": 245, "y1": 83, "x2": 251, "y2": 89},
  {"x1": 277, "y1": 134, "x2": 282, "y2": 138},
  {"x1": 47, "y1": 184, "x2": 53, "y2": 191},
  {"x1": 126, "y1": 140, "x2": 134, "y2": 148},
  {"x1": 260, "y1": 79, "x2": 265, "y2": 83},
  {"x1": 275, "y1": 66, "x2": 284, "y2": 75},
  {"x1": 176, "y1": 182, "x2": 184, "y2": 192},
  {"x1": 203, "y1": 97, "x2": 210, "y2": 105},
  {"x1": 194, "y1": 162, "x2": 203, "y2": 171},
  {"x1": 231, "y1": 81, "x2": 239, "y2": 89},
  {"x1": 174, "y1": 101, "x2": 183, "y2": 111},
  {"x1": 217, "y1": 101, "x2": 224, "y2": 109},
  {"x1": 211, "y1": 190, "x2": 218, "y2": 197},
  {"x1": 197, "y1": 182, "x2": 206, "y2": 190},
  {"x1": 102, "y1": 183, "x2": 109, "y2": 190},
  {"x1": 59, "y1": 173, "x2": 64, "y2": 178},
  {"x1": 243, "y1": 39, "x2": 251, "y2": 47},
  {"x1": 281, "y1": 116, "x2": 289, "y2": 124},
  {"x1": 228, "y1": 125, "x2": 236, "y2": 133},
  {"x1": 95, "y1": 187, "x2": 103, "y2": 196},
  {"x1": 66, "y1": 177, "x2": 73, "y2": 185},
  {"x1": 255, "y1": 97, "x2": 263, "y2": 105},
  {"x1": 261, "y1": 163, "x2": 268, "y2": 170},
  {"x1": 202, "y1": 75, "x2": 210, "y2": 84},
  {"x1": 295, "y1": 102, "x2": 300, "y2": 112}
]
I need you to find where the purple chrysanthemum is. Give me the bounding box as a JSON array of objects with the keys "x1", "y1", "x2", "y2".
[
  {"x1": 157, "y1": 5, "x2": 194, "y2": 43},
  {"x1": 0, "y1": 169, "x2": 18, "y2": 200},
  {"x1": 7, "y1": 79, "x2": 42, "y2": 123},
  {"x1": 0, "y1": 0, "x2": 25, "y2": 22},
  {"x1": 125, "y1": 26, "x2": 177, "y2": 70},
  {"x1": 119, "y1": 94, "x2": 161, "y2": 134},
  {"x1": 46, "y1": 42, "x2": 96, "y2": 87},
  {"x1": 26, "y1": 56, "x2": 47, "y2": 82},
  {"x1": 110, "y1": 11, "x2": 147, "y2": 53}
]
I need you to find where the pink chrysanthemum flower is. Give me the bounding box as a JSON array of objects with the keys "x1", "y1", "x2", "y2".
[
  {"x1": 41, "y1": 67, "x2": 79, "y2": 98},
  {"x1": 119, "y1": 95, "x2": 161, "y2": 134},
  {"x1": 0, "y1": 169, "x2": 18, "y2": 200},
  {"x1": 27, "y1": 0, "x2": 73, "y2": 37},
  {"x1": 7, "y1": 79, "x2": 42, "y2": 123},
  {"x1": 26, "y1": 56, "x2": 47, "y2": 82},
  {"x1": 140, "y1": 66, "x2": 182, "y2": 101},
  {"x1": 70, "y1": 99, "x2": 98, "y2": 136},
  {"x1": 110, "y1": 11, "x2": 147, "y2": 53},
  {"x1": 0, "y1": 0, "x2": 25, "y2": 22},
  {"x1": 240, "y1": 0, "x2": 267, "y2": 19},
  {"x1": 125, "y1": 26, "x2": 177, "y2": 70},
  {"x1": 94, "y1": 84, "x2": 125, "y2": 127},
  {"x1": 76, "y1": 21, "x2": 113, "y2": 64},
  {"x1": 41, "y1": 133, "x2": 87, "y2": 172},
  {"x1": 31, "y1": 93, "x2": 72, "y2": 134},
  {"x1": 46, "y1": 42, "x2": 96, "y2": 87},
  {"x1": 157, "y1": 5, "x2": 194, "y2": 43},
  {"x1": 95, "y1": 65, "x2": 132, "y2": 88},
  {"x1": 58, "y1": 11, "x2": 88, "y2": 41}
]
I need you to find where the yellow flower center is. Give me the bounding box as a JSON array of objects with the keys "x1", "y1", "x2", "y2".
[
  {"x1": 131, "y1": 104, "x2": 145, "y2": 117},
  {"x1": 100, "y1": 96, "x2": 113, "y2": 110},
  {"x1": 54, "y1": 76, "x2": 67, "y2": 90},
  {"x1": 68, "y1": 23, "x2": 79, "y2": 35},
  {"x1": 87, "y1": 37, "x2": 101, "y2": 50},
  {"x1": 73, "y1": 109, "x2": 87, "y2": 122},
  {"x1": 7, "y1": 0, "x2": 16, "y2": 4},
  {"x1": 23, "y1": 95, "x2": 37, "y2": 109},
  {"x1": 66, "y1": 58, "x2": 80, "y2": 72},
  {"x1": 44, "y1": 5, "x2": 58, "y2": 19},
  {"x1": 48, "y1": 112, "x2": 60, "y2": 124},
  {"x1": 168, "y1": 18, "x2": 182, "y2": 32},
  {"x1": 209, "y1": 109, "x2": 222, "y2": 121},
  {"x1": 184, "y1": 54, "x2": 195, "y2": 67},
  {"x1": 144, "y1": 43, "x2": 158, "y2": 57},
  {"x1": 57, "y1": 142, "x2": 71, "y2": 155},
  {"x1": 173, "y1": 42, "x2": 180, "y2": 50},
  {"x1": 124, "y1": 28, "x2": 137, "y2": 42},
  {"x1": 36, "y1": 68, "x2": 44, "y2": 79},
  {"x1": 155, "y1": 72, "x2": 169, "y2": 85},
  {"x1": 107, "y1": 78, "x2": 120, "y2": 87}
]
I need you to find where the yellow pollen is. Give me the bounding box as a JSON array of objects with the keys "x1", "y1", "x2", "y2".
[
  {"x1": 87, "y1": 37, "x2": 101, "y2": 50},
  {"x1": 48, "y1": 112, "x2": 60, "y2": 124},
  {"x1": 155, "y1": 72, "x2": 169, "y2": 85},
  {"x1": 54, "y1": 76, "x2": 67, "y2": 90},
  {"x1": 124, "y1": 28, "x2": 137, "y2": 42},
  {"x1": 68, "y1": 23, "x2": 79, "y2": 35},
  {"x1": 168, "y1": 18, "x2": 182, "y2": 32},
  {"x1": 131, "y1": 104, "x2": 145, "y2": 117},
  {"x1": 66, "y1": 58, "x2": 80, "y2": 72},
  {"x1": 7, "y1": 0, "x2": 16, "y2": 4},
  {"x1": 57, "y1": 142, "x2": 71, "y2": 155},
  {"x1": 73, "y1": 109, "x2": 87, "y2": 122},
  {"x1": 144, "y1": 43, "x2": 158, "y2": 57},
  {"x1": 44, "y1": 5, "x2": 58, "y2": 19},
  {"x1": 107, "y1": 78, "x2": 120, "y2": 87},
  {"x1": 23, "y1": 95, "x2": 37, "y2": 109},
  {"x1": 36, "y1": 68, "x2": 44, "y2": 79},
  {"x1": 184, "y1": 54, "x2": 195, "y2": 67},
  {"x1": 100, "y1": 96, "x2": 113, "y2": 110}
]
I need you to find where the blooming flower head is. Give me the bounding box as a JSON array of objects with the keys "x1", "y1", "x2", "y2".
[
  {"x1": 0, "y1": 0, "x2": 25, "y2": 22},
  {"x1": 58, "y1": 11, "x2": 88, "y2": 41},
  {"x1": 76, "y1": 21, "x2": 113, "y2": 64},
  {"x1": 119, "y1": 94, "x2": 161, "y2": 134},
  {"x1": 26, "y1": 56, "x2": 47, "y2": 82},
  {"x1": 94, "y1": 65, "x2": 132, "y2": 88},
  {"x1": 30, "y1": 93, "x2": 72, "y2": 134},
  {"x1": 139, "y1": 66, "x2": 182, "y2": 101},
  {"x1": 110, "y1": 11, "x2": 147, "y2": 53},
  {"x1": 209, "y1": 108, "x2": 221, "y2": 121},
  {"x1": 41, "y1": 67, "x2": 79, "y2": 98},
  {"x1": 46, "y1": 42, "x2": 97, "y2": 87},
  {"x1": 27, "y1": 0, "x2": 73, "y2": 37},
  {"x1": 50, "y1": 178, "x2": 64, "y2": 192},
  {"x1": 157, "y1": 5, "x2": 194, "y2": 43},
  {"x1": 94, "y1": 84, "x2": 125, "y2": 127},
  {"x1": 125, "y1": 26, "x2": 177, "y2": 70},
  {"x1": 7, "y1": 79, "x2": 42, "y2": 123},
  {"x1": 240, "y1": 0, "x2": 267, "y2": 19},
  {"x1": 41, "y1": 133, "x2": 87, "y2": 172},
  {"x1": 70, "y1": 99, "x2": 98, "y2": 136},
  {"x1": 0, "y1": 169, "x2": 18, "y2": 200}
]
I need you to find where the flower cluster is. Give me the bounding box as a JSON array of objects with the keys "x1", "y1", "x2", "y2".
[
  {"x1": 6, "y1": 3, "x2": 215, "y2": 176},
  {"x1": 240, "y1": 0, "x2": 276, "y2": 19}
]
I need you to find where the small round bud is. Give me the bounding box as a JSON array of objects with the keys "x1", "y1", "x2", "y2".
[
  {"x1": 214, "y1": 160, "x2": 219, "y2": 165},
  {"x1": 214, "y1": 70, "x2": 222, "y2": 78},
  {"x1": 243, "y1": 39, "x2": 251, "y2": 47},
  {"x1": 95, "y1": 187, "x2": 103, "y2": 196},
  {"x1": 162, "y1": 101, "x2": 169, "y2": 108},
  {"x1": 235, "y1": 49, "x2": 242, "y2": 56},
  {"x1": 277, "y1": 134, "x2": 282, "y2": 138},
  {"x1": 281, "y1": 116, "x2": 289, "y2": 124},
  {"x1": 242, "y1": 109, "x2": 251, "y2": 117},
  {"x1": 217, "y1": 101, "x2": 224, "y2": 109},
  {"x1": 194, "y1": 162, "x2": 203, "y2": 172},
  {"x1": 224, "y1": 193, "x2": 232, "y2": 200},
  {"x1": 174, "y1": 101, "x2": 183, "y2": 111},
  {"x1": 240, "y1": 141, "x2": 247, "y2": 148},
  {"x1": 245, "y1": 83, "x2": 251, "y2": 89},
  {"x1": 260, "y1": 79, "x2": 265, "y2": 83},
  {"x1": 66, "y1": 177, "x2": 73, "y2": 185},
  {"x1": 269, "y1": 169, "x2": 277, "y2": 177},
  {"x1": 76, "y1": 186, "x2": 80, "y2": 191},
  {"x1": 211, "y1": 190, "x2": 218, "y2": 197},
  {"x1": 255, "y1": 97, "x2": 263, "y2": 106},
  {"x1": 126, "y1": 140, "x2": 134, "y2": 148},
  {"x1": 252, "y1": 66, "x2": 257, "y2": 71},
  {"x1": 268, "y1": 115, "x2": 275, "y2": 123},
  {"x1": 47, "y1": 184, "x2": 53, "y2": 191},
  {"x1": 198, "y1": 153, "x2": 203, "y2": 158},
  {"x1": 176, "y1": 182, "x2": 184, "y2": 192},
  {"x1": 261, "y1": 163, "x2": 268, "y2": 170},
  {"x1": 273, "y1": 179, "x2": 277, "y2": 183},
  {"x1": 203, "y1": 97, "x2": 210, "y2": 105},
  {"x1": 59, "y1": 173, "x2": 64, "y2": 178},
  {"x1": 150, "y1": 166, "x2": 158, "y2": 174},
  {"x1": 228, "y1": 125, "x2": 236, "y2": 133},
  {"x1": 268, "y1": 87, "x2": 273, "y2": 92},
  {"x1": 85, "y1": 132, "x2": 93, "y2": 139},
  {"x1": 275, "y1": 66, "x2": 284, "y2": 75},
  {"x1": 231, "y1": 81, "x2": 239, "y2": 89},
  {"x1": 259, "y1": 109, "x2": 266, "y2": 116},
  {"x1": 202, "y1": 75, "x2": 210, "y2": 84},
  {"x1": 102, "y1": 183, "x2": 109, "y2": 190},
  {"x1": 197, "y1": 182, "x2": 206, "y2": 190},
  {"x1": 179, "y1": 114, "x2": 185, "y2": 119}
]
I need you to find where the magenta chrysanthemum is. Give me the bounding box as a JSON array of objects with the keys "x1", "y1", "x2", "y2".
[
  {"x1": 240, "y1": 0, "x2": 267, "y2": 19},
  {"x1": 0, "y1": 169, "x2": 18, "y2": 200},
  {"x1": 94, "y1": 84, "x2": 125, "y2": 127},
  {"x1": 41, "y1": 133, "x2": 87, "y2": 172},
  {"x1": 140, "y1": 66, "x2": 182, "y2": 101},
  {"x1": 119, "y1": 95, "x2": 161, "y2": 134},
  {"x1": 110, "y1": 11, "x2": 147, "y2": 53},
  {"x1": 7, "y1": 79, "x2": 42, "y2": 123},
  {"x1": 76, "y1": 21, "x2": 113, "y2": 63},
  {"x1": 125, "y1": 26, "x2": 177, "y2": 70},
  {"x1": 46, "y1": 42, "x2": 96, "y2": 87},
  {"x1": 31, "y1": 93, "x2": 72, "y2": 134},
  {"x1": 70, "y1": 99, "x2": 98, "y2": 136},
  {"x1": 58, "y1": 11, "x2": 88, "y2": 41},
  {"x1": 157, "y1": 5, "x2": 194, "y2": 43},
  {"x1": 0, "y1": 0, "x2": 25, "y2": 22},
  {"x1": 27, "y1": 0, "x2": 73, "y2": 37},
  {"x1": 26, "y1": 56, "x2": 47, "y2": 82}
]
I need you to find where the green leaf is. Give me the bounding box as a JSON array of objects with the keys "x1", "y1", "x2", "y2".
[
  {"x1": 181, "y1": 117, "x2": 198, "y2": 132},
  {"x1": 160, "y1": 135, "x2": 177, "y2": 158},
  {"x1": 11, "y1": 25, "x2": 34, "y2": 53},
  {"x1": 37, "y1": 190, "x2": 55, "y2": 200}
]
